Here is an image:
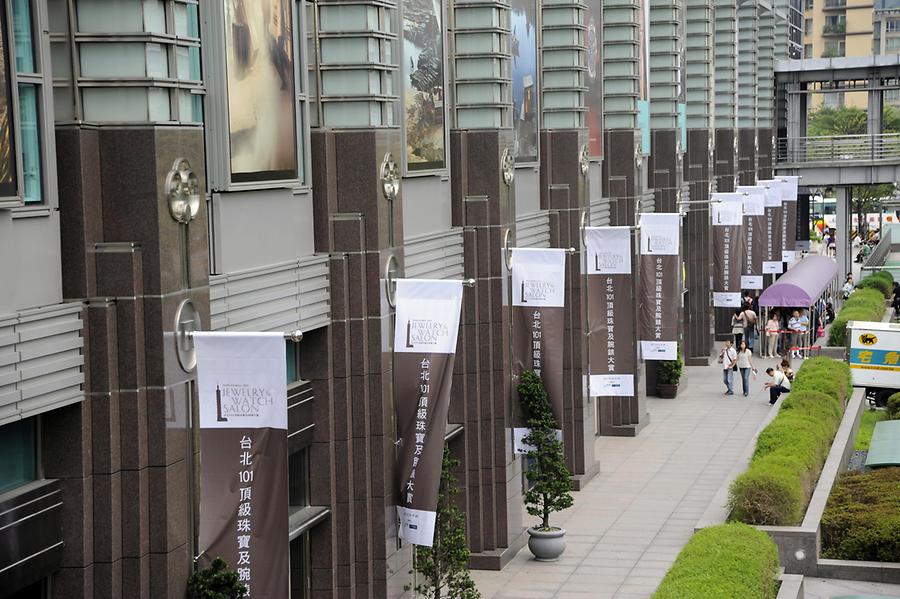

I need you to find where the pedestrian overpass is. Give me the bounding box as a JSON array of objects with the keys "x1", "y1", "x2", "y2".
[{"x1": 775, "y1": 56, "x2": 900, "y2": 274}]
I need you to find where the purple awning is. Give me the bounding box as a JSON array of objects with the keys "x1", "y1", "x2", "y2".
[{"x1": 758, "y1": 255, "x2": 839, "y2": 307}]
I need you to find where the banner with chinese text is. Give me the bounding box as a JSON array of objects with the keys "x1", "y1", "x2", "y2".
[
  {"x1": 585, "y1": 227, "x2": 635, "y2": 396},
  {"x1": 780, "y1": 175, "x2": 799, "y2": 262},
  {"x1": 759, "y1": 180, "x2": 784, "y2": 274},
  {"x1": 711, "y1": 196, "x2": 744, "y2": 308},
  {"x1": 638, "y1": 213, "x2": 680, "y2": 361},
  {"x1": 393, "y1": 279, "x2": 464, "y2": 546},
  {"x1": 195, "y1": 332, "x2": 289, "y2": 599},
  {"x1": 734, "y1": 186, "x2": 766, "y2": 289},
  {"x1": 511, "y1": 248, "x2": 567, "y2": 452}
]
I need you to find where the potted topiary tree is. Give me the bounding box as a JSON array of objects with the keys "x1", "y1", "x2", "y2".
[
  {"x1": 187, "y1": 557, "x2": 247, "y2": 599},
  {"x1": 518, "y1": 371, "x2": 574, "y2": 561},
  {"x1": 406, "y1": 446, "x2": 480, "y2": 599},
  {"x1": 656, "y1": 349, "x2": 683, "y2": 399}
]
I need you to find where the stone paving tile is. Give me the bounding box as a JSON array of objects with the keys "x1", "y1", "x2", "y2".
[
  {"x1": 803, "y1": 577, "x2": 900, "y2": 598},
  {"x1": 471, "y1": 357, "x2": 776, "y2": 599}
]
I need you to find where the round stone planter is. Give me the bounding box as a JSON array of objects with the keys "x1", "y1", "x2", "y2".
[
  {"x1": 527, "y1": 526, "x2": 567, "y2": 561},
  {"x1": 657, "y1": 383, "x2": 679, "y2": 399}
]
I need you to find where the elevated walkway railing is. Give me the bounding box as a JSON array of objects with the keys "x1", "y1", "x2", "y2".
[{"x1": 777, "y1": 133, "x2": 900, "y2": 165}]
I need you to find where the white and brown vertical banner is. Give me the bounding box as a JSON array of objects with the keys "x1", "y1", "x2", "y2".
[
  {"x1": 780, "y1": 175, "x2": 799, "y2": 262},
  {"x1": 734, "y1": 186, "x2": 766, "y2": 289},
  {"x1": 759, "y1": 180, "x2": 785, "y2": 275},
  {"x1": 194, "y1": 332, "x2": 289, "y2": 599},
  {"x1": 585, "y1": 227, "x2": 635, "y2": 397},
  {"x1": 393, "y1": 279, "x2": 464, "y2": 547},
  {"x1": 512, "y1": 248, "x2": 567, "y2": 453},
  {"x1": 639, "y1": 213, "x2": 680, "y2": 361},
  {"x1": 711, "y1": 195, "x2": 745, "y2": 308}
]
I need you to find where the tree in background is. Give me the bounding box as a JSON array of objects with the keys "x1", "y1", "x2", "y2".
[
  {"x1": 851, "y1": 184, "x2": 894, "y2": 238},
  {"x1": 406, "y1": 446, "x2": 480, "y2": 599},
  {"x1": 807, "y1": 105, "x2": 900, "y2": 137}
]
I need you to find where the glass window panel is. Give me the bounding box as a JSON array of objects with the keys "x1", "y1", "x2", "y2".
[
  {"x1": 145, "y1": 43, "x2": 168, "y2": 78},
  {"x1": 178, "y1": 90, "x2": 202, "y2": 122},
  {"x1": 174, "y1": 45, "x2": 200, "y2": 81},
  {"x1": 297, "y1": 107, "x2": 305, "y2": 185},
  {"x1": 289, "y1": 534, "x2": 310, "y2": 599},
  {"x1": 50, "y1": 41, "x2": 72, "y2": 79},
  {"x1": 17, "y1": 84, "x2": 42, "y2": 203},
  {"x1": 147, "y1": 87, "x2": 169, "y2": 120},
  {"x1": 186, "y1": 4, "x2": 200, "y2": 37},
  {"x1": 286, "y1": 340, "x2": 298, "y2": 383},
  {"x1": 53, "y1": 84, "x2": 75, "y2": 121},
  {"x1": 174, "y1": 3, "x2": 187, "y2": 36},
  {"x1": 288, "y1": 447, "x2": 309, "y2": 506},
  {"x1": 77, "y1": 0, "x2": 145, "y2": 33},
  {"x1": 0, "y1": 418, "x2": 37, "y2": 494},
  {"x1": 47, "y1": 0, "x2": 69, "y2": 32},
  {"x1": 173, "y1": 3, "x2": 200, "y2": 38},
  {"x1": 142, "y1": 0, "x2": 166, "y2": 34},
  {"x1": 189, "y1": 46, "x2": 201, "y2": 80},
  {"x1": 83, "y1": 87, "x2": 148, "y2": 121},
  {"x1": 12, "y1": 0, "x2": 36, "y2": 73},
  {"x1": 80, "y1": 43, "x2": 146, "y2": 77}
]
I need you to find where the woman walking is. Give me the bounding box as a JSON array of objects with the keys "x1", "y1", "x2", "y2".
[
  {"x1": 742, "y1": 304, "x2": 758, "y2": 353},
  {"x1": 735, "y1": 340, "x2": 756, "y2": 397},
  {"x1": 765, "y1": 312, "x2": 780, "y2": 358},
  {"x1": 731, "y1": 308, "x2": 745, "y2": 347}
]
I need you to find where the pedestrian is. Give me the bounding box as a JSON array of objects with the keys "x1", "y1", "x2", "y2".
[
  {"x1": 742, "y1": 303, "x2": 758, "y2": 352},
  {"x1": 765, "y1": 311, "x2": 780, "y2": 358},
  {"x1": 764, "y1": 367, "x2": 791, "y2": 405},
  {"x1": 828, "y1": 230, "x2": 837, "y2": 257},
  {"x1": 825, "y1": 302, "x2": 835, "y2": 324},
  {"x1": 736, "y1": 340, "x2": 756, "y2": 397},
  {"x1": 779, "y1": 359, "x2": 794, "y2": 383},
  {"x1": 718, "y1": 339, "x2": 738, "y2": 396},
  {"x1": 788, "y1": 310, "x2": 803, "y2": 359},
  {"x1": 731, "y1": 308, "x2": 745, "y2": 347},
  {"x1": 842, "y1": 274, "x2": 854, "y2": 300}
]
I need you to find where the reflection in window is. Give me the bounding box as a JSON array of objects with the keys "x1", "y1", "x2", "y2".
[
  {"x1": 0, "y1": 417, "x2": 37, "y2": 494},
  {"x1": 12, "y1": 0, "x2": 35, "y2": 72},
  {"x1": 17, "y1": 84, "x2": 41, "y2": 203}
]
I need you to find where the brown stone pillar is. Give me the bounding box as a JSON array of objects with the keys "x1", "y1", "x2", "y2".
[
  {"x1": 448, "y1": 129, "x2": 526, "y2": 569},
  {"x1": 598, "y1": 129, "x2": 648, "y2": 436},
  {"x1": 309, "y1": 128, "x2": 402, "y2": 598},
  {"x1": 51, "y1": 126, "x2": 208, "y2": 599},
  {"x1": 757, "y1": 128, "x2": 773, "y2": 180},
  {"x1": 683, "y1": 129, "x2": 714, "y2": 366},
  {"x1": 737, "y1": 128, "x2": 758, "y2": 186},
  {"x1": 539, "y1": 129, "x2": 599, "y2": 488}
]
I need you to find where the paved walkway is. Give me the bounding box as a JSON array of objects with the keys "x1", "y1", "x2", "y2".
[{"x1": 473, "y1": 354, "x2": 784, "y2": 598}]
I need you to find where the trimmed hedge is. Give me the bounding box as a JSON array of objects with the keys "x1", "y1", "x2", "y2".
[
  {"x1": 728, "y1": 358, "x2": 852, "y2": 525},
  {"x1": 821, "y1": 467, "x2": 900, "y2": 562},
  {"x1": 856, "y1": 271, "x2": 895, "y2": 299},
  {"x1": 653, "y1": 523, "x2": 779, "y2": 599},
  {"x1": 888, "y1": 393, "x2": 900, "y2": 420},
  {"x1": 828, "y1": 288, "x2": 887, "y2": 346}
]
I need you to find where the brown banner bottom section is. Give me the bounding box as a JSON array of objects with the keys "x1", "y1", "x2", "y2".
[
  {"x1": 199, "y1": 427, "x2": 289, "y2": 599},
  {"x1": 395, "y1": 351, "x2": 455, "y2": 514},
  {"x1": 513, "y1": 305, "x2": 564, "y2": 426},
  {"x1": 588, "y1": 273, "x2": 636, "y2": 377}
]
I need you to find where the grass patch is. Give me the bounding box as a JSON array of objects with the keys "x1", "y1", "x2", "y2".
[
  {"x1": 855, "y1": 410, "x2": 888, "y2": 451},
  {"x1": 821, "y1": 467, "x2": 900, "y2": 562},
  {"x1": 728, "y1": 358, "x2": 851, "y2": 526},
  {"x1": 653, "y1": 523, "x2": 779, "y2": 599}
]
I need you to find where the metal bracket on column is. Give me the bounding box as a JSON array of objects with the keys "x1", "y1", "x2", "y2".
[
  {"x1": 579, "y1": 211, "x2": 588, "y2": 246},
  {"x1": 166, "y1": 158, "x2": 200, "y2": 224},
  {"x1": 384, "y1": 254, "x2": 399, "y2": 309},
  {"x1": 503, "y1": 228, "x2": 513, "y2": 270},
  {"x1": 174, "y1": 299, "x2": 202, "y2": 372}
]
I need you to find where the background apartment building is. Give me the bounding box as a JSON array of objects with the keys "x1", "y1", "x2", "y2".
[{"x1": 0, "y1": 1, "x2": 796, "y2": 598}]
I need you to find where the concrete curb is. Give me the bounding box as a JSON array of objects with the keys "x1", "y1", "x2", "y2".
[{"x1": 777, "y1": 573, "x2": 805, "y2": 599}]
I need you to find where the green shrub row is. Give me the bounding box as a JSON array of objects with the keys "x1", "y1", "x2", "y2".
[
  {"x1": 821, "y1": 467, "x2": 900, "y2": 562},
  {"x1": 855, "y1": 270, "x2": 895, "y2": 299},
  {"x1": 828, "y1": 287, "x2": 888, "y2": 346},
  {"x1": 653, "y1": 523, "x2": 779, "y2": 599},
  {"x1": 728, "y1": 358, "x2": 852, "y2": 525}
]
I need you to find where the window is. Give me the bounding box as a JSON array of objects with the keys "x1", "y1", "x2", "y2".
[
  {"x1": 805, "y1": 18, "x2": 812, "y2": 35},
  {"x1": 0, "y1": 417, "x2": 37, "y2": 494},
  {"x1": 289, "y1": 447, "x2": 309, "y2": 508},
  {"x1": 8, "y1": 0, "x2": 51, "y2": 205},
  {"x1": 804, "y1": 43, "x2": 813, "y2": 57},
  {"x1": 289, "y1": 534, "x2": 310, "y2": 599},
  {"x1": 887, "y1": 36, "x2": 900, "y2": 50},
  {"x1": 806, "y1": 0, "x2": 814, "y2": 10},
  {"x1": 888, "y1": 18, "x2": 900, "y2": 32}
]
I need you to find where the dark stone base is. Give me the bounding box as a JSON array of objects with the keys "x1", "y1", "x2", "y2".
[
  {"x1": 469, "y1": 529, "x2": 528, "y2": 571},
  {"x1": 571, "y1": 460, "x2": 601, "y2": 491}
]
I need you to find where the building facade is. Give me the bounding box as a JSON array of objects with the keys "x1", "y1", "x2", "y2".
[{"x1": 0, "y1": 1, "x2": 794, "y2": 598}]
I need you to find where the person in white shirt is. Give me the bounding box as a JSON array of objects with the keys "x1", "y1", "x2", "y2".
[
  {"x1": 787, "y1": 310, "x2": 804, "y2": 359},
  {"x1": 719, "y1": 339, "x2": 738, "y2": 396},
  {"x1": 764, "y1": 367, "x2": 791, "y2": 405}
]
